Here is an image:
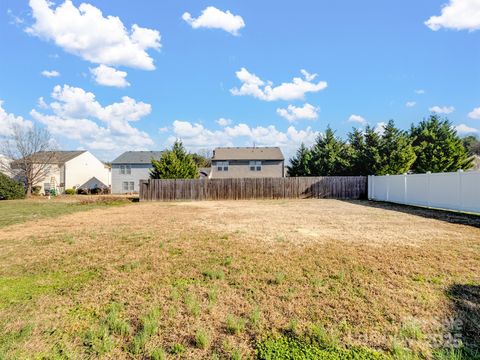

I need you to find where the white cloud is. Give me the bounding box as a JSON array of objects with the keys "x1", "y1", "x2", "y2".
[
  {"x1": 169, "y1": 120, "x2": 318, "y2": 159},
  {"x1": 374, "y1": 122, "x2": 387, "y2": 136},
  {"x1": 468, "y1": 107, "x2": 480, "y2": 119},
  {"x1": 0, "y1": 101, "x2": 33, "y2": 137},
  {"x1": 182, "y1": 6, "x2": 245, "y2": 35},
  {"x1": 455, "y1": 124, "x2": 478, "y2": 134},
  {"x1": 276, "y1": 103, "x2": 319, "y2": 122},
  {"x1": 30, "y1": 85, "x2": 153, "y2": 153},
  {"x1": 41, "y1": 70, "x2": 60, "y2": 77},
  {"x1": 415, "y1": 89, "x2": 425, "y2": 94},
  {"x1": 159, "y1": 126, "x2": 168, "y2": 133},
  {"x1": 429, "y1": 105, "x2": 455, "y2": 114},
  {"x1": 216, "y1": 118, "x2": 232, "y2": 126},
  {"x1": 425, "y1": 0, "x2": 480, "y2": 31},
  {"x1": 405, "y1": 101, "x2": 416, "y2": 108},
  {"x1": 231, "y1": 68, "x2": 327, "y2": 101},
  {"x1": 27, "y1": 0, "x2": 161, "y2": 70},
  {"x1": 90, "y1": 65, "x2": 130, "y2": 88},
  {"x1": 37, "y1": 96, "x2": 48, "y2": 109},
  {"x1": 348, "y1": 114, "x2": 367, "y2": 126}
]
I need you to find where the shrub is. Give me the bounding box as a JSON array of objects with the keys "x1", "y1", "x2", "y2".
[
  {"x1": 0, "y1": 173, "x2": 25, "y2": 200},
  {"x1": 65, "y1": 188, "x2": 75, "y2": 195},
  {"x1": 76, "y1": 188, "x2": 88, "y2": 195}
]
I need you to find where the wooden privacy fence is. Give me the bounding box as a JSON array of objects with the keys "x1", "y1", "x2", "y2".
[{"x1": 139, "y1": 176, "x2": 367, "y2": 201}]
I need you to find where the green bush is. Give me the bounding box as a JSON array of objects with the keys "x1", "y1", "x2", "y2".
[
  {"x1": 65, "y1": 188, "x2": 75, "y2": 195},
  {"x1": 0, "y1": 173, "x2": 25, "y2": 200}
]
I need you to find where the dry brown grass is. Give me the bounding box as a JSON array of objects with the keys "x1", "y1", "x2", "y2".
[{"x1": 0, "y1": 199, "x2": 479, "y2": 359}]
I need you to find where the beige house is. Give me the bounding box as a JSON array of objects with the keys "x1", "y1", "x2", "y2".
[
  {"x1": 210, "y1": 147, "x2": 284, "y2": 178},
  {"x1": 23, "y1": 151, "x2": 111, "y2": 194}
]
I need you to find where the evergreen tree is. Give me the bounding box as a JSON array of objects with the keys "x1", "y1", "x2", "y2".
[
  {"x1": 150, "y1": 140, "x2": 198, "y2": 179},
  {"x1": 347, "y1": 126, "x2": 382, "y2": 175},
  {"x1": 378, "y1": 120, "x2": 416, "y2": 175},
  {"x1": 410, "y1": 115, "x2": 473, "y2": 173},
  {"x1": 287, "y1": 143, "x2": 312, "y2": 176},
  {"x1": 310, "y1": 126, "x2": 350, "y2": 176}
]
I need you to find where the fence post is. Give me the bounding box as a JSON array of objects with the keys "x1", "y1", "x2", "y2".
[
  {"x1": 458, "y1": 169, "x2": 464, "y2": 212},
  {"x1": 386, "y1": 174, "x2": 390, "y2": 202},
  {"x1": 403, "y1": 173, "x2": 407, "y2": 205},
  {"x1": 426, "y1": 171, "x2": 431, "y2": 208},
  {"x1": 370, "y1": 175, "x2": 375, "y2": 200}
]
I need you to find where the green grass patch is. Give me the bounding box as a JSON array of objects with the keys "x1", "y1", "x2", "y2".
[
  {"x1": 0, "y1": 270, "x2": 97, "y2": 308},
  {"x1": 0, "y1": 198, "x2": 131, "y2": 228},
  {"x1": 256, "y1": 334, "x2": 389, "y2": 360},
  {"x1": 129, "y1": 307, "x2": 160, "y2": 355}
]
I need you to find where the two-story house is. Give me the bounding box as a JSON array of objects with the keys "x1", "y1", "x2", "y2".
[
  {"x1": 111, "y1": 151, "x2": 163, "y2": 193},
  {"x1": 15, "y1": 151, "x2": 111, "y2": 194},
  {"x1": 210, "y1": 147, "x2": 284, "y2": 178}
]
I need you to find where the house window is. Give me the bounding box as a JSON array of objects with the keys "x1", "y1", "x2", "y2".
[
  {"x1": 216, "y1": 161, "x2": 229, "y2": 171},
  {"x1": 249, "y1": 161, "x2": 262, "y2": 171},
  {"x1": 120, "y1": 165, "x2": 131, "y2": 175},
  {"x1": 129, "y1": 182, "x2": 134, "y2": 191},
  {"x1": 122, "y1": 182, "x2": 129, "y2": 191}
]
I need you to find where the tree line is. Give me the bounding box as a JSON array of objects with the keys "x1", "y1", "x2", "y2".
[{"x1": 288, "y1": 115, "x2": 475, "y2": 177}]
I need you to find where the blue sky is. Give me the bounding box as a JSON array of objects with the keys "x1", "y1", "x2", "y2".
[{"x1": 1, "y1": 0, "x2": 479, "y2": 160}]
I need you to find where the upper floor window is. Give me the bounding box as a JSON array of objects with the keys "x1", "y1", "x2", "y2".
[
  {"x1": 216, "y1": 161, "x2": 229, "y2": 171},
  {"x1": 120, "y1": 165, "x2": 131, "y2": 175},
  {"x1": 249, "y1": 160, "x2": 262, "y2": 171}
]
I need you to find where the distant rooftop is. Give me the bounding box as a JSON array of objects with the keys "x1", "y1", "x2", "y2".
[
  {"x1": 28, "y1": 151, "x2": 86, "y2": 164},
  {"x1": 112, "y1": 151, "x2": 163, "y2": 164},
  {"x1": 212, "y1": 147, "x2": 284, "y2": 161}
]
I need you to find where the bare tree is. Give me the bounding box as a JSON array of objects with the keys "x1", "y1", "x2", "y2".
[{"x1": 1, "y1": 125, "x2": 56, "y2": 196}]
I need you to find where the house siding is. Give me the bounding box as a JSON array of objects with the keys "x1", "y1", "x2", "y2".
[
  {"x1": 112, "y1": 164, "x2": 152, "y2": 193},
  {"x1": 64, "y1": 152, "x2": 111, "y2": 190},
  {"x1": 210, "y1": 160, "x2": 284, "y2": 179}
]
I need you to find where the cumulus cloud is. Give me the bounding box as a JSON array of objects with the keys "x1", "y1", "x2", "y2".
[
  {"x1": 425, "y1": 0, "x2": 480, "y2": 31},
  {"x1": 216, "y1": 118, "x2": 232, "y2": 126},
  {"x1": 468, "y1": 107, "x2": 480, "y2": 120},
  {"x1": 231, "y1": 68, "x2": 327, "y2": 101},
  {"x1": 90, "y1": 65, "x2": 129, "y2": 88},
  {"x1": 0, "y1": 101, "x2": 33, "y2": 137},
  {"x1": 41, "y1": 70, "x2": 60, "y2": 77},
  {"x1": 30, "y1": 85, "x2": 153, "y2": 153},
  {"x1": 27, "y1": 0, "x2": 161, "y2": 70},
  {"x1": 455, "y1": 123, "x2": 478, "y2": 134},
  {"x1": 374, "y1": 122, "x2": 387, "y2": 136},
  {"x1": 348, "y1": 114, "x2": 367, "y2": 126},
  {"x1": 405, "y1": 101, "x2": 416, "y2": 108},
  {"x1": 429, "y1": 105, "x2": 455, "y2": 114},
  {"x1": 182, "y1": 6, "x2": 245, "y2": 35},
  {"x1": 276, "y1": 103, "x2": 319, "y2": 122},
  {"x1": 168, "y1": 120, "x2": 318, "y2": 158}
]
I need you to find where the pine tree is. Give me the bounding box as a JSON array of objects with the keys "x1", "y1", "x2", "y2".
[
  {"x1": 410, "y1": 115, "x2": 473, "y2": 173},
  {"x1": 347, "y1": 126, "x2": 382, "y2": 175},
  {"x1": 287, "y1": 143, "x2": 312, "y2": 176},
  {"x1": 150, "y1": 140, "x2": 198, "y2": 179},
  {"x1": 310, "y1": 126, "x2": 350, "y2": 176},
  {"x1": 378, "y1": 120, "x2": 416, "y2": 175}
]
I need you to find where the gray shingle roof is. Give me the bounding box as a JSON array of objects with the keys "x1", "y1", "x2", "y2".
[
  {"x1": 112, "y1": 151, "x2": 163, "y2": 164},
  {"x1": 212, "y1": 147, "x2": 284, "y2": 161},
  {"x1": 28, "y1": 151, "x2": 86, "y2": 164}
]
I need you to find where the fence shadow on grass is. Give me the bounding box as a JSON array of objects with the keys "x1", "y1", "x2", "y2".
[
  {"x1": 444, "y1": 284, "x2": 480, "y2": 358},
  {"x1": 342, "y1": 200, "x2": 480, "y2": 228}
]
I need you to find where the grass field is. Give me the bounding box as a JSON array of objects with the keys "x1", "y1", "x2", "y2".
[{"x1": 0, "y1": 198, "x2": 479, "y2": 359}]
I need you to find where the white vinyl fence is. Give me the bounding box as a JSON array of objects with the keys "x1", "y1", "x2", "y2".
[{"x1": 368, "y1": 171, "x2": 480, "y2": 214}]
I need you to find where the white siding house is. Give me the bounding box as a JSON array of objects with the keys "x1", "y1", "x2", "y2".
[{"x1": 26, "y1": 151, "x2": 111, "y2": 194}]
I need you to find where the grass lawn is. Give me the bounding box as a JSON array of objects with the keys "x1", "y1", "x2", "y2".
[
  {"x1": 0, "y1": 199, "x2": 478, "y2": 359},
  {"x1": 0, "y1": 196, "x2": 133, "y2": 228}
]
